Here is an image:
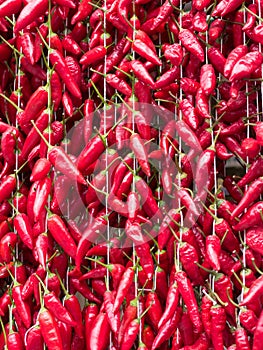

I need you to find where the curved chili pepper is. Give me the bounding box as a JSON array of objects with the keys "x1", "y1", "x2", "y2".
[
  {"x1": 49, "y1": 49, "x2": 82, "y2": 99},
  {"x1": 158, "y1": 282, "x2": 179, "y2": 329},
  {"x1": 14, "y1": 0, "x2": 48, "y2": 32},
  {"x1": 80, "y1": 46, "x2": 107, "y2": 66},
  {"x1": 130, "y1": 60, "x2": 155, "y2": 88},
  {"x1": 207, "y1": 47, "x2": 226, "y2": 75},
  {"x1": 132, "y1": 39, "x2": 161, "y2": 66},
  {"x1": 106, "y1": 74, "x2": 132, "y2": 97},
  {"x1": 229, "y1": 51, "x2": 263, "y2": 82},
  {"x1": 39, "y1": 308, "x2": 63, "y2": 350},
  {"x1": 152, "y1": 307, "x2": 182, "y2": 349},
  {"x1": 13, "y1": 213, "x2": 33, "y2": 250},
  {"x1": 43, "y1": 291, "x2": 76, "y2": 327},
  {"x1": 47, "y1": 214, "x2": 77, "y2": 258},
  {"x1": 113, "y1": 266, "x2": 135, "y2": 312},
  {"x1": 88, "y1": 312, "x2": 110, "y2": 350},
  {"x1": 179, "y1": 29, "x2": 204, "y2": 62},
  {"x1": 238, "y1": 157, "x2": 263, "y2": 188},
  {"x1": 174, "y1": 271, "x2": 203, "y2": 333},
  {"x1": 49, "y1": 146, "x2": 86, "y2": 185},
  {"x1": 233, "y1": 201, "x2": 263, "y2": 231}
]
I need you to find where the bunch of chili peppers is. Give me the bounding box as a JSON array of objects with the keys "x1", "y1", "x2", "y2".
[{"x1": 1, "y1": 0, "x2": 263, "y2": 349}]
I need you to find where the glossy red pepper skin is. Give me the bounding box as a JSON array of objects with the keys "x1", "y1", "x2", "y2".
[
  {"x1": 39, "y1": 308, "x2": 63, "y2": 350},
  {"x1": 49, "y1": 49, "x2": 82, "y2": 99},
  {"x1": 13, "y1": 213, "x2": 33, "y2": 250},
  {"x1": 175, "y1": 271, "x2": 203, "y2": 333},
  {"x1": 253, "y1": 309, "x2": 263, "y2": 350},
  {"x1": 88, "y1": 312, "x2": 111, "y2": 350},
  {"x1": 47, "y1": 214, "x2": 77, "y2": 259}
]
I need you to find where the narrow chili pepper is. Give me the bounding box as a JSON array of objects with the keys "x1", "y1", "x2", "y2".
[
  {"x1": 21, "y1": 85, "x2": 48, "y2": 125},
  {"x1": 158, "y1": 282, "x2": 179, "y2": 329},
  {"x1": 106, "y1": 74, "x2": 132, "y2": 97},
  {"x1": 48, "y1": 146, "x2": 86, "y2": 185},
  {"x1": 135, "y1": 176, "x2": 163, "y2": 221},
  {"x1": 141, "y1": 0, "x2": 179, "y2": 33},
  {"x1": 25, "y1": 326, "x2": 44, "y2": 350},
  {"x1": 7, "y1": 331, "x2": 24, "y2": 350},
  {"x1": 179, "y1": 99, "x2": 200, "y2": 130},
  {"x1": 175, "y1": 271, "x2": 203, "y2": 333},
  {"x1": 231, "y1": 177, "x2": 263, "y2": 220},
  {"x1": 38, "y1": 307, "x2": 63, "y2": 350},
  {"x1": 252, "y1": 309, "x2": 263, "y2": 350},
  {"x1": 113, "y1": 266, "x2": 134, "y2": 312},
  {"x1": 179, "y1": 242, "x2": 203, "y2": 285},
  {"x1": 71, "y1": 0, "x2": 92, "y2": 24},
  {"x1": 80, "y1": 46, "x2": 107, "y2": 66},
  {"x1": 200, "y1": 64, "x2": 216, "y2": 96},
  {"x1": 210, "y1": 305, "x2": 226, "y2": 350},
  {"x1": 62, "y1": 91, "x2": 73, "y2": 117},
  {"x1": 132, "y1": 39, "x2": 161, "y2": 66},
  {"x1": 84, "y1": 303, "x2": 99, "y2": 350},
  {"x1": 233, "y1": 202, "x2": 263, "y2": 231},
  {"x1": 43, "y1": 291, "x2": 76, "y2": 327},
  {"x1": 229, "y1": 51, "x2": 263, "y2": 82},
  {"x1": 88, "y1": 312, "x2": 110, "y2": 350},
  {"x1": 130, "y1": 133, "x2": 151, "y2": 176},
  {"x1": 103, "y1": 290, "x2": 120, "y2": 334},
  {"x1": 220, "y1": 0, "x2": 245, "y2": 16},
  {"x1": 47, "y1": 214, "x2": 77, "y2": 258},
  {"x1": 130, "y1": 60, "x2": 155, "y2": 88},
  {"x1": 13, "y1": 213, "x2": 33, "y2": 250},
  {"x1": 206, "y1": 235, "x2": 221, "y2": 272},
  {"x1": 76, "y1": 213, "x2": 107, "y2": 270},
  {"x1": 243, "y1": 4, "x2": 257, "y2": 32},
  {"x1": 207, "y1": 47, "x2": 226, "y2": 75},
  {"x1": 30, "y1": 158, "x2": 51, "y2": 182},
  {"x1": 0, "y1": 232, "x2": 16, "y2": 262},
  {"x1": 152, "y1": 307, "x2": 182, "y2": 350},
  {"x1": 33, "y1": 178, "x2": 51, "y2": 222},
  {"x1": 49, "y1": 49, "x2": 81, "y2": 99},
  {"x1": 239, "y1": 308, "x2": 258, "y2": 334},
  {"x1": 77, "y1": 134, "x2": 105, "y2": 173},
  {"x1": 223, "y1": 45, "x2": 248, "y2": 79},
  {"x1": 179, "y1": 29, "x2": 204, "y2": 62},
  {"x1": 238, "y1": 157, "x2": 263, "y2": 188},
  {"x1": 14, "y1": 0, "x2": 48, "y2": 32}
]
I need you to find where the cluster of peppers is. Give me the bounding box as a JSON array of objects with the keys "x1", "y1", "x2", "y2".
[{"x1": 1, "y1": 0, "x2": 263, "y2": 349}]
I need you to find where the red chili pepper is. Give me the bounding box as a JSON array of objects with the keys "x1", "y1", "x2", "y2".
[
  {"x1": 223, "y1": 45, "x2": 248, "y2": 79},
  {"x1": 130, "y1": 60, "x2": 155, "y2": 88},
  {"x1": 152, "y1": 307, "x2": 182, "y2": 349},
  {"x1": 158, "y1": 282, "x2": 179, "y2": 329},
  {"x1": 80, "y1": 46, "x2": 107, "y2": 66},
  {"x1": 174, "y1": 271, "x2": 203, "y2": 333},
  {"x1": 243, "y1": 4, "x2": 257, "y2": 32},
  {"x1": 241, "y1": 138, "x2": 260, "y2": 159},
  {"x1": 13, "y1": 213, "x2": 33, "y2": 250},
  {"x1": 130, "y1": 133, "x2": 151, "y2": 176},
  {"x1": 132, "y1": 39, "x2": 161, "y2": 66},
  {"x1": 229, "y1": 51, "x2": 263, "y2": 82},
  {"x1": 43, "y1": 291, "x2": 76, "y2": 327},
  {"x1": 207, "y1": 47, "x2": 226, "y2": 75},
  {"x1": 49, "y1": 49, "x2": 82, "y2": 99},
  {"x1": 38, "y1": 308, "x2": 63, "y2": 350},
  {"x1": 205, "y1": 235, "x2": 221, "y2": 272},
  {"x1": 47, "y1": 214, "x2": 77, "y2": 258},
  {"x1": 48, "y1": 146, "x2": 86, "y2": 185},
  {"x1": 142, "y1": 0, "x2": 179, "y2": 33},
  {"x1": 14, "y1": 0, "x2": 48, "y2": 32},
  {"x1": 221, "y1": 0, "x2": 245, "y2": 16},
  {"x1": 33, "y1": 178, "x2": 51, "y2": 222},
  {"x1": 179, "y1": 99, "x2": 200, "y2": 130},
  {"x1": 233, "y1": 201, "x2": 263, "y2": 231},
  {"x1": 179, "y1": 29, "x2": 204, "y2": 62},
  {"x1": 237, "y1": 157, "x2": 263, "y2": 188},
  {"x1": 88, "y1": 312, "x2": 110, "y2": 350},
  {"x1": 239, "y1": 308, "x2": 258, "y2": 334},
  {"x1": 106, "y1": 74, "x2": 132, "y2": 97},
  {"x1": 77, "y1": 134, "x2": 105, "y2": 173},
  {"x1": 210, "y1": 305, "x2": 226, "y2": 350},
  {"x1": 252, "y1": 309, "x2": 263, "y2": 350},
  {"x1": 113, "y1": 266, "x2": 135, "y2": 312}
]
